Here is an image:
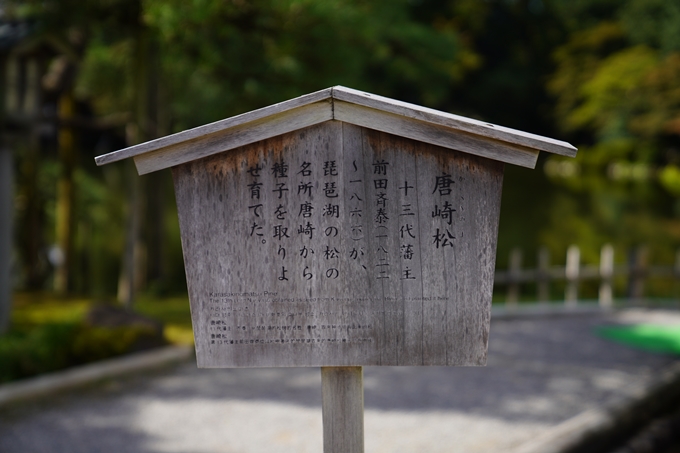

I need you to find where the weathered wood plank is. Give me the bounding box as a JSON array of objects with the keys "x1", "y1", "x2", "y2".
[
  {"x1": 96, "y1": 88, "x2": 334, "y2": 166},
  {"x1": 341, "y1": 123, "x2": 381, "y2": 365},
  {"x1": 331, "y1": 86, "x2": 577, "y2": 157},
  {"x1": 333, "y1": 100, "x2": 540, "y2": 169},
  {"x1": 135, "y1": 101, "x2": 333, "y2": 175},
  {"x1": 97, "y1": 86, "x2": 576, "y2": 175},
  {"x1": 362, "y1": 129, "x2": 400, "y2": 365},
  {"x1": 390, "y1": 135, "x2": 424, "y2": 365},
  {"x1": 599, "y1": 244, "x2": 614, "y2": 307},
  {"x1": 321, "y1": 366, "x2": 364, "y2": 453},
  {"x1": 415, "y1": 144, "x2": 449, "y2": 365},
  {"x1": 445, "y1": 151, "x2": 502, "y2": 365}
]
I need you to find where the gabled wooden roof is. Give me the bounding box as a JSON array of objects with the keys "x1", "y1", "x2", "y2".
[{"x1": 95, "y1": 86, "x2": 576, "y2": 174}]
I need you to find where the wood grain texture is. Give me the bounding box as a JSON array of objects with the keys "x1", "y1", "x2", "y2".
[
  {"x1": 331, "y1": 86, "x2": 577, "y2": 157},
  {"x1": 322, "y1": 367, "x2": 364, "y2": 453},
  {"x1": 172, "y1": 121, "x2": 502, "y2": 367},
  {"x1": 333, "y1": 100, "x2": 539, "y2": 169},
  {"x1": 134, "y1": 101, "x2": 333, "y2": 175},
  {"x1": 341, "y1": 123, "x2": 381, "y2": 365},
  {"x1": 95, "y1": 88, "x2": 333, "y2": 166},
  {"x1": 96, "y1": 86, "x2": 576, "y2": 174}
]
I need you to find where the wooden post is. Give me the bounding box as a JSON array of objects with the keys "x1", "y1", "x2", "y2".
[
  {"x1": 506, "y1": 248, "x2": 522, "y2": 306},
  {"x1": 599, "y1": 244, "x2": 614, "y2": 307},
  {"x1": 117, "y1": 158, "x2": 144, "y2": 309},
  {"x1": 537, "y1": 247, "x2": 550, "y2": 303},
  {"x1": 55, "y1": 88, "x2": 76, "y2": 295},
  {"x1": 322, "y1": 367, "x2": 364, "y2": 453},
  {"x1": 627, "y1": 246, "x2": 648, "y2": 302},
  {"x1": 675, "y1": 249, "x2": 680, "y2": 302},
  {"x1": 5, "y1": 56, "x2": 19, "y2": 113},
  {"x1": 565, "y1": 245, "x2": 580, "y2": 306}
]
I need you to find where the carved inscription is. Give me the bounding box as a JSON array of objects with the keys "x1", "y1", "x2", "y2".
[
  {"x1": 240, "y1": 153, "x2": 455, "y2": 286},
  {"x1": 205, "y1": 293, "x2": 449, "y2": 347},
  {"x1": 173, "y1": 121, "x2": 504, "y2": 367}
]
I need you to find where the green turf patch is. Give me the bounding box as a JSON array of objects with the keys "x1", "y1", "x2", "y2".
[{"x1": 597, "y1": 324, "x2": 680, "y2": 355}]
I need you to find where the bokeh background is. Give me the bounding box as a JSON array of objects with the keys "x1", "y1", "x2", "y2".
[{"x1": 1, "y1": 0, "x2": 680, "y2": 340}]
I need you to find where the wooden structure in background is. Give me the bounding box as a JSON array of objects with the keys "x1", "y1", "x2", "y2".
[{"x1": 496, "y1": 244, "x2": 680, "y2": 305}]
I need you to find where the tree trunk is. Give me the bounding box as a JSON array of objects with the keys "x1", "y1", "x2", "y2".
[
  {"x1": 118, "y1": 157, "x2": 144, "y2": 309},
  {"x1": 118, "y1": 24, "x2": 153, "y2": 308},
  {"x1": 54, "y1": 90, "x2": 77, "y2": 295},
  {"x1": 0, "y1": 145, "x2": 13, "y2": 334},
  {"x1": 145, "y1": 52, "x2": 170, "y2": 293},
  {"x1": 0, "y1": 54, "x2": 12, "y2": 333},
  {"x1": 11, "y1": 57, "x2": 46, "y2": 290}
]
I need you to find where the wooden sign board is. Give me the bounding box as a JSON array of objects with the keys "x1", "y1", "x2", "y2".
[
  {"x1": 174, "y1": 121, "x2": 502, "y2": 367},
  {"x1": 96, "y1": 86, "x2": 576, "y2": 369}
]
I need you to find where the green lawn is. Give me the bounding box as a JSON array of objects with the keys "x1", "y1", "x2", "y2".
[{"x1": 597, "y1": 324, "x2": 680, "y2": 355}]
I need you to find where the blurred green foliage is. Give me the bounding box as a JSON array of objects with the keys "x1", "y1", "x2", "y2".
[
  {"x1": 134, "y1": 295, "x2": 194, "y2": 345},
  {"x1": 542, "y1": 0, "x2": 680, "y2": 273},
  {"x1": 0, "y1": 322, "x2": 160, "y2": 383},
  {"x1": 3, "y1": 0, "x2": 680, "y2": 304},
  {"x1": 10, "y1": 293, "x2": 193, "y2": 344},
  {"x1": 0, "y1": 293, "x2": 193, "y2": 383}
]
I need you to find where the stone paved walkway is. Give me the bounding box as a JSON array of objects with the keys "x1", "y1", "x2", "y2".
[{"x1": 1, "y1": 308, "x2": 679, "y2": 453}]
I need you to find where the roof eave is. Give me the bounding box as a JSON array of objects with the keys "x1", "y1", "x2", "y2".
[{"x1": 95, "y1": 85, "x2": 577, "y2": 174}]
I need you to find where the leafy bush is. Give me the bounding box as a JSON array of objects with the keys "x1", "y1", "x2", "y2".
[
  {"x1": 0, "y1": 322, "x2": 164, "y2": 384},
  {"x1": 0, "y1": 323, "x2": 79, "y2": 383},
  {"x1": 71, "y1": 324, "x2": 162, "y2": 363}
]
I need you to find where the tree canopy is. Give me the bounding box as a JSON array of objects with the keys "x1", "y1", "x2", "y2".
[
  {"x1": 3, "y1": 0, "x2": 679, "y2": 300},
  {"x1": 544, "y1": 0, "x2": 680, "y2": 264}
]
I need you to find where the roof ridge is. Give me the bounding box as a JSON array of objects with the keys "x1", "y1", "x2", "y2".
[{"x1": 95, "y1": 86, "x2": 576, "y2": 175}]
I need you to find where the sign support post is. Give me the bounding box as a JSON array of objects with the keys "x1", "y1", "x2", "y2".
[{"x1": 322, "y1": 366, "x2": 364, "y2": 453}]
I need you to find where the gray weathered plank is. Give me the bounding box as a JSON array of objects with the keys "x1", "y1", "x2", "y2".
[
  {"x1": 331, "y1": 86, "x2": 577, "y2": 158},
  {"x1": 96, "y1": 88, "x2": 334, "y2": 166},
  {"x1": 321, "y1": 366, "x2": 364, "y2": 453},
  {"x1": 390, "y1": 134, "x2": 424, "y2": 365},
  {"x1": 172, "y1": 122, "x2": 501, "y2": 367},
  {"x1": 96, "y1": 86, "x2": 576, "y2": 175},
  {"x1": 444, "y1": 150, "x2": 503, "y2": 365},
  {"x1": 135, "y1": 101, "x2": 333, "y2": 175},
  {"x1": 415, "y1": 143, "x2": 449, "y2": 365},
  {"x1": 340, "y1": 123, "x2": 380, "y2": 365},
  {"x1": 333, "y1": 100, "x2": 540, "y2": 169}
]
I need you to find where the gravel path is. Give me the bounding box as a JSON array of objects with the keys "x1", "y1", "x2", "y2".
[{"x1": 1, "y1": 309, "x2": 678, "y2": 453}]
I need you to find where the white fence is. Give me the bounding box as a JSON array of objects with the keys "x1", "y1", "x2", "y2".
[{"x1": 494, "y1": 245, "x2": 680, "y2": 306}]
